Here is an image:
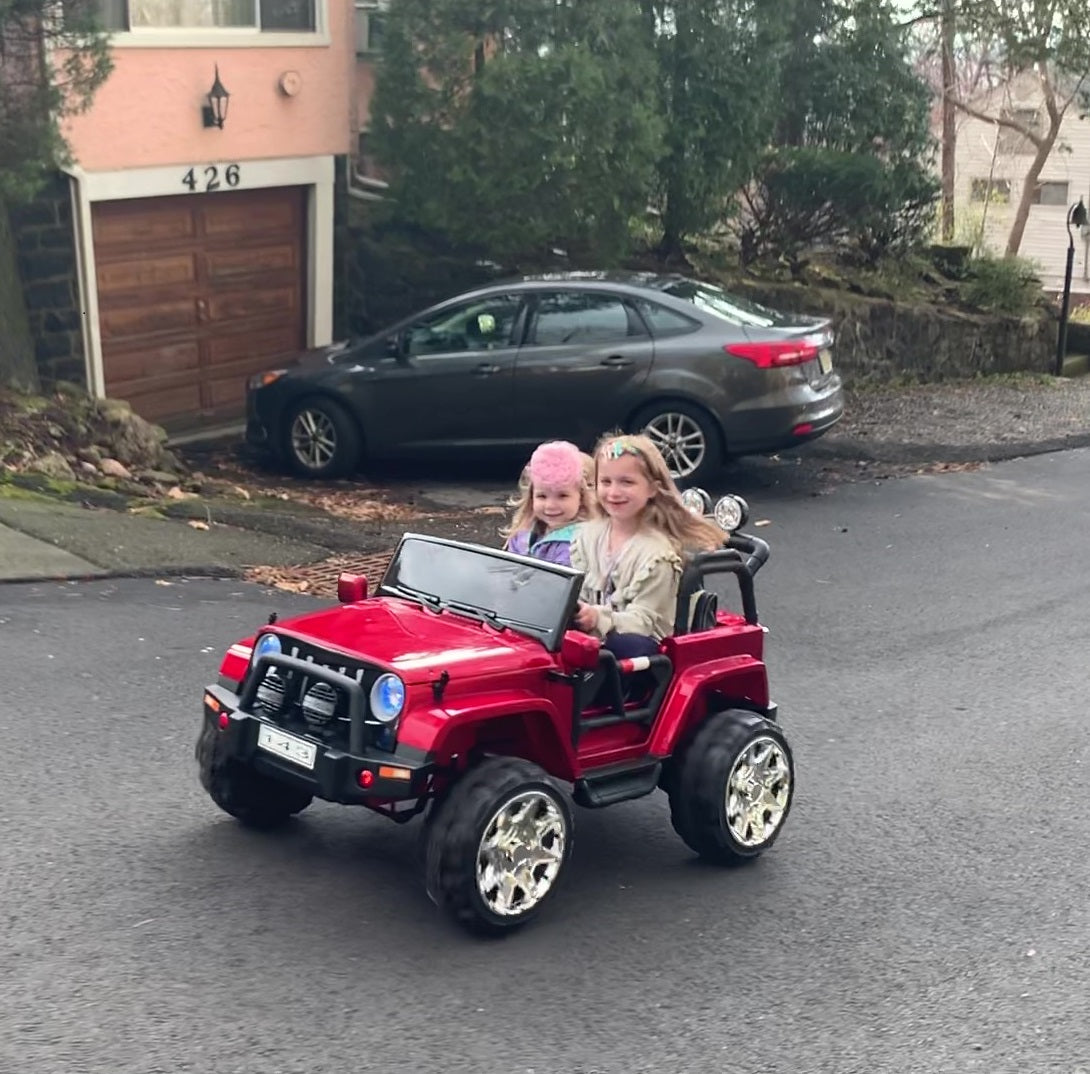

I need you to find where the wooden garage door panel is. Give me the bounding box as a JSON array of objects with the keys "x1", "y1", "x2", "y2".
[
  {"x1": 122, "y1": 382, "x2": 204, "y2": 423},
  {"x1": 200, "y1": 194, "x2": 297, "y2": 239},
  {"x1": 104, "y1": 341, "x2": 201, "y2": 384},
  {"x1": 205, "y1": 327, "x2": 301, "y2": 365},
  {"x1": 99, "y1": 299, "x2": 198, "y2": 340},
  {"x1": 97, "y1": 254, "x2": 197, "y2": 296},
  {"x1": 205, "y1": 243, "x2": 298, "y2": 281},
  {"x1": 209, "y1": 287, "x2": 300, "y2": 324},
  {"x1": 93, "y1": 187, "x2": 306, "y2": 428},
  {"x1": 93, "y1": 203, "x2": 196, "y2": 247}
]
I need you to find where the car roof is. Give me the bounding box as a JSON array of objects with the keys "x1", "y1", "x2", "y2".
[{"x1": 467, "y1": 271, "x2": 691, "y2": 295}]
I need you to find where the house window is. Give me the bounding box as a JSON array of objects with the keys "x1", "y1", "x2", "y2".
[
  {"x1": 997, "y1": 109, "x2": 1042, "y2": 155},
  {"x1": 98, "y1": 0, "x2": 315, "y2": 31},
  {"x1": 970, "y1": 179, "x2": 1011, "y2": 204},
  {"x1": 1032, "y1": 181, "x2": 1070, "y2": 207},
  {"x1": 355, "y1": 0, "x2": 387, "y2": 54}
]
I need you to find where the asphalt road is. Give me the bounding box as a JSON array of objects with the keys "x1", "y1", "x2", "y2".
[{"x1": 4, "y1": 449, "x2": 1089, "y2": 1074}]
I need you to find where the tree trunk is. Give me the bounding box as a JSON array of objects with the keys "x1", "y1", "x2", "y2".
[
  {"x1": 1006, "y1": 127, "x2": 1058, "y2": 256},
  {"x1": 940, "y1": 0, "x2": 957, "y2": 242},
  {"x1": 0, "y1": 201, "x2": 40, "y2": 394}
]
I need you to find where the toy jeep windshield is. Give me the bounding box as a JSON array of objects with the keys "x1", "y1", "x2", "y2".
[{"x1": 196, "y1": 495, "x2": 794, "y2": 935}]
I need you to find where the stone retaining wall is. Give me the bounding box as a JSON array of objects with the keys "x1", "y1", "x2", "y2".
[{"x1": 10, "y1": 175, "x2": 86, "y2": 388}]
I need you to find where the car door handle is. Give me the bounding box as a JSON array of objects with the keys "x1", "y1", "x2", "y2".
[
  {"x1": 600, "y1": 355, "x2": 634, "y2": 368},
  {"x1": 474, "y1": 362, "x2": 501, "y2": 376}
]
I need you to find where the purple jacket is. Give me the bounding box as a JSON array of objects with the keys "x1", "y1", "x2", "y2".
[{"x1": 506, "y1": 523, "x2": 579, "y2": 567}]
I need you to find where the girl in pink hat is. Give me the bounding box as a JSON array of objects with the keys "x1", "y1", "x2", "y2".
[{"x1": 501, "y1": 440, "x2": 597, "y2": 567}]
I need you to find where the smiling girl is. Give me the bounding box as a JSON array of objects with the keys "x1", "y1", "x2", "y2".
[{"x1": 571, "y1": 433, "x2": 722, "y2": 657}]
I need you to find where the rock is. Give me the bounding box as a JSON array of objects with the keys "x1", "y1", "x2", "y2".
[
  {"x1": 30, "y1": 450, "x2": 75, "y2": 482},
  {"x1": 77, "y1": 446, "x2": 102, "y2": 465},
  {"x1": 100, "y1": 457, "x2": 132, "y2": 479},
  {"x1": 92, "y1": 397, "x2": 171, "y2": 469},
  {"x1": 134, "y1": 468, "x2": 181, "y2": 486},
  {"x1": 78, "y1": 460, "x2": 99, "y2": 476}
]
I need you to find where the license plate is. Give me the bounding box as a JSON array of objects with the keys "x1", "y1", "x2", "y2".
[
  {"x1": 257, "y1": 724, "x2": 317, "y2": 770},
  {"x1": 818, "y1": 349, "x2": 833, "y2": 375}
]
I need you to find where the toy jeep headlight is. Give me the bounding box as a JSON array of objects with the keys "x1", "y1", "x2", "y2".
[
  {"x1": 681, "y1": 487, "x2": 711, "y2": 516},
  {"x1": 713, "y1": 494, "x2": 749, "y2": 533},
  {"x1": 253, "y1": 632, "x2": 282, "y2": 661},
  {"x1": 370, "y1": 673, "x2": 405, "y2": 723}
]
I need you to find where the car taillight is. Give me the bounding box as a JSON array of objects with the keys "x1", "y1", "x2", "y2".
[{"x1": 724, "y1": 339, "x2": 820, "y2": 368}]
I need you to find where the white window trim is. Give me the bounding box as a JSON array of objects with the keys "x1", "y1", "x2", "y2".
[
  {"x1": 104, "y1": 0, "x2": 329, "y2": 48},
  {"x1": 64, "y1": 155, "x2": 335, "y2": 400}
]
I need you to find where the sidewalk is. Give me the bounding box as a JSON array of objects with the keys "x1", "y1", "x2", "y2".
[{"x1": 2, "y1": 377, "x2": 1089, "y2": 588}]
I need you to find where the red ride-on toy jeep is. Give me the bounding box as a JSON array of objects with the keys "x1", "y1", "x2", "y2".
[{"x1": 196, "y1": 494, "x2": 794, "y2": 935}]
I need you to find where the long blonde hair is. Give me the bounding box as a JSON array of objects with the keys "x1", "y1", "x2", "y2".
[
  {"x1": 500, "y1": 451, "x2": 598, "y2": 540},
  {"x1": 592, "y1": 432, "x2": 723, "y2": 553}
]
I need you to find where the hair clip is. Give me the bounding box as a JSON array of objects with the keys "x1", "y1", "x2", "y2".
[{"x1": 604, "y1": 438, "x2": 639, "y2": 459}]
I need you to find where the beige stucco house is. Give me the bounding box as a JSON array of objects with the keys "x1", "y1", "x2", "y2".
[{"x1": 946, "y1": 71, "x2": 1090, "y2": 295}]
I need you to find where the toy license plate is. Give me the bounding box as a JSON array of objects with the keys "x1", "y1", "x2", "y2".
[
  {"x1": 257, "y1": 724, "x2": 317, "y2": 770},
  {"x1": 818, "y1": 349, "x2": 833, "y2": 375}
]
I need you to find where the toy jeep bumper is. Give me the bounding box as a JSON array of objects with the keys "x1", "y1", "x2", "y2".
[{"x1": 199, "y1": 679, "x2": 434, "y2": 806}]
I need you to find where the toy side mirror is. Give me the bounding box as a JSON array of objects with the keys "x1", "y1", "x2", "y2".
[
  {"x1": 337, "y1": 573, "x2": 369, "y2": 603},
  {"x1": 561, "y1": 629, "x2": 600, "y2": 671}
]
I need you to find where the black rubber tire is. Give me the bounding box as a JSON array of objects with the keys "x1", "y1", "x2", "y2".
[
  {"x1": 629, "y1": 399, "x2": 724, "y2": 488},
  {"x1": 668, "y1": 709, "x2": 794, "y2": 864},
  {"x1": 283, "y1": 396, "x2": 362, "y2": 480},
  {"x1": 423, "y1": 757, "x2": 573, "y2": 936},
  {"x1": 197, "y1": 727, "x2": 313, "y2": 830}
]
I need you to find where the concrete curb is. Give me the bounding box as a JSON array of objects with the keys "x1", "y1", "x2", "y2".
[
  {"x1": 0, "y1": 563, "x2": 242, "y2": 586},
  {"x1": 803, "y1": 432, "x2": 1090, "y2": 465}
]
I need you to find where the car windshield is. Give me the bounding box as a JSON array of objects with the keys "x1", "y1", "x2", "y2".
[
  {"x1": 378, "y1": 535, "x2": 582, "y2": 651},
  {"x1": 664, "y1": 280, "x2": 796, "y2": 329}
]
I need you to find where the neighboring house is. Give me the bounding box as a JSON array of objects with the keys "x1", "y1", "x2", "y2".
[
  {"x1": 945, "y1": 71, "x2": 1090, "y2": 295},
  {"x1": 13, "y1": 0, "x2": 353, "y2": 432}
]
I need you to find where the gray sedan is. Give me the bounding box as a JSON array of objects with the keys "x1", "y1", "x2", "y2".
[{"x1": 245, "y1": 272, "x2": 844, "y2": 485}]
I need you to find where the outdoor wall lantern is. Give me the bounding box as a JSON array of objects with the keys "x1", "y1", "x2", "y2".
[
  {"x1": 201, "y1": 65, "x2": 230, "y2": 130},
  {"x1": 1055, "y1": 196, "x2": 1089, "y2": 375}
]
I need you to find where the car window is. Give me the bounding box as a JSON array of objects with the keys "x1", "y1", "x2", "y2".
[
  {"x1": 663, "y1": 281, "x2": 788, "y2": 329},
  {"x1": 634, "y1": 299, "x2": 700, "y2": 337},
  {"x1": 404, "y1": 294, "x2": 522, "y2": 356},
  {"x1": 527, "y1": 292, "x2": 644, "y2": 346}
]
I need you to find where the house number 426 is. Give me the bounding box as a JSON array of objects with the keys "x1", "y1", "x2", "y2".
[{"x1": 182, "y1": 164, "x2": 241, "y2": 192}]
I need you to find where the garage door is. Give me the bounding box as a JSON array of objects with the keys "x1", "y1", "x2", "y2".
[{"x1": 92, "y1": 187, "x2": 307, "y2": 428}]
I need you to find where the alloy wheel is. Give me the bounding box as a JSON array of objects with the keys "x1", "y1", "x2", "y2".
[
  {"x1": 726, "y1": 735, "x2": 792, "y2": 847},
  {"x1": 643, "y1": 411, "x2": 707, "y2": 480},
  {"x1": 290, "y1": 407, "x2": 338, "y2": 471},
  {"x1": 476, "y1": 790, "x2": 567, "y2": 917}
]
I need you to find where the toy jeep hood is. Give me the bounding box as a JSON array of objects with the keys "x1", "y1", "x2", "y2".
[{"x1": 256, "y1": 597, "x2": 556, "y2": 684}]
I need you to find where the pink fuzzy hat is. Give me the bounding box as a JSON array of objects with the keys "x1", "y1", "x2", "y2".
[{"x1": 528, "y1": 440, "x2": 584, "y2": 491}]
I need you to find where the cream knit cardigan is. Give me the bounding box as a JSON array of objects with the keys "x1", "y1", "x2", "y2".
[{"x1": 570, "y1": 519, "x2": 683, "y2": 641}]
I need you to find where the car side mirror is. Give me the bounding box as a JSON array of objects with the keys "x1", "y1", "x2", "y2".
[
  {"x1": 561, "y1": 630, "x2": 600, "y2": 670},
  {"x1": 385, "y1": 333, "x2": 403, "y2": 359}
]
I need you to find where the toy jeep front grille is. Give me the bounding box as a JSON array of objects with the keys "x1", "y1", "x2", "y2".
[{"x1": 243, "y1": 640, "x2": 387, "y2": 753}]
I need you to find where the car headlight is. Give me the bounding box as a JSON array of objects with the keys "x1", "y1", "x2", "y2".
[
  {"x1": 369, "y1": 673, "x2": 405, "y2": 724},
  {"x1": 680, "y1": 487, "x2": 711, "y2": 516},
  {"x1": 713, "y1": 494, "x2": 749, "y2": 532}
]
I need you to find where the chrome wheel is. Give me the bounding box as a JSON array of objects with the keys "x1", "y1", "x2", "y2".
[
  {"x1": 643, "y1": 411, "x2": 707, "y2": 479},
  {"x1": 476, "y1": 790, "x2": 567, "y2": 918},
  {"x1": 290, "y1": 407, "x2": 338, "y2": 471},
  {"x1": 726, "y1": 735, "x2": 792, "y2": 848}
]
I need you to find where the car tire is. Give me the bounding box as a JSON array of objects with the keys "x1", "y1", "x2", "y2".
[
  {"x1": 423, "y1": 756, "x2": 573, "y2": 936},
  {"x1": 668, "y1": 709, "x2": 794, "y2": 864},
  {"x1": 197, "y1": 730, "x2": 313, "y2": 829},
  {"x1": 630, "y1": 401, "x2": 723, "y2": 487},
  {"x1": 283, "y1": 396, "x2": 362, "y2": 480}
]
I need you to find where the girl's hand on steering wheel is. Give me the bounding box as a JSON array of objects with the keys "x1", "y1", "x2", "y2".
[{"x1": 573, "y1": 602, "x2": 599, "y2": 632}]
